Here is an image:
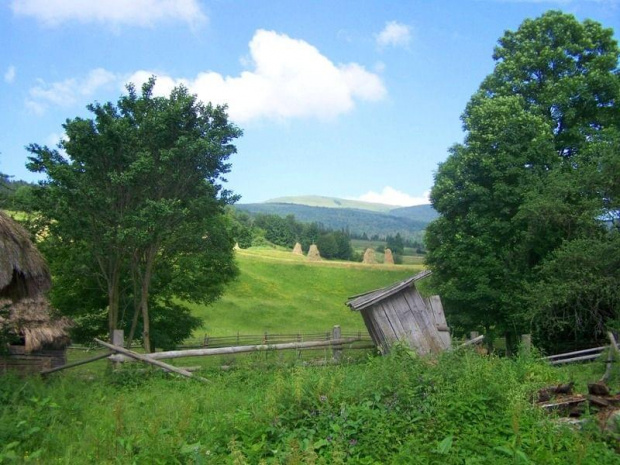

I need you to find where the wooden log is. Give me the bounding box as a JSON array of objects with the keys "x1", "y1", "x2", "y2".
[
  {"x1": 543, "y1": 346, "x2": 606, "y2": 361},
  {"x1": 549, "y1": 354, "x2": 601, "y2": 365},
  {"x1": 115, "y1": 337, "x2": 362, "y2": 361},
  {"x1": 460, "y1": 335, "x2": 484, "y2": 347},
  {"x1": 40, "y1": 351, "x2": 113, "y2": 376},
  {"x1": 93, "y1": 339, "x2": 209, "y2": 383}
]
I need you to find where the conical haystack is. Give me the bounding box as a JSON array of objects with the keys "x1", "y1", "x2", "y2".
[
  {"x1": 363, "y1": 248, "x2": 376, "y2": 264},
  {"x1": 384, "y1": 248, "x2": 394, "y2": 265},
  {"x1": 292, "y1": 242, "x2": 303, "y2": 255},
  {"x1": 307, "y1": 244, "x2": 321, "y2": 261}
]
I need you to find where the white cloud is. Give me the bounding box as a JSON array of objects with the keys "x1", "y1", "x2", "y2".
[
  {"x1": 4, "y1": 66, "x2": 16, "y2": 83},
  {"x1": 126, "y1": 30, "x2": 386, "y2": 122},
  {"x1": 10, "y1": 0, "x2": 207, "y2": 28},
  {"x1": 25, "y1": 30, "x2": 386, "y2": 122},
  {"x1": 26, "y1": 68, "x2": 118, "y2": 114},
  {"x1": 355, "y1": 187, "x2": 430, "y2": 206},
  {"x1": 376, "y1": 21, "x2": 412, "y2": 49}
]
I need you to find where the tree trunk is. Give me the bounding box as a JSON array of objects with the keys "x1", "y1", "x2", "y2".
[
  {"x1": 107, "y1": 263, "x2": 121, "y2": 341},
  {"x1": 125, "y1": 275, "x2": 141, "y2": 348},
  {"x1": 139, "y1": 247, "x2": 157, "y2": 353}
]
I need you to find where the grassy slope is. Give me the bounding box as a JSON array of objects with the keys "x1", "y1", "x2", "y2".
[{"x1": 188, "y1": 248, "x2": 423, "y2": 336}]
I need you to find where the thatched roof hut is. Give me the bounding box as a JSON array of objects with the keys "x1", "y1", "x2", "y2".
[
  {"x1": 0, "y1": 211, "x2": 51, "y2": 301},
  {"x1": 0, "y1": 211, "x2": 71, "y2": 373},
  {"x1": 0, "y1": 298, "x2": 71, "y2": 353}
]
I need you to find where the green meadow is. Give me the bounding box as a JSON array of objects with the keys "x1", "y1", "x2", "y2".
[
  {"x1": 1, "y1": 248, "x2": 619, "y2": 464},
  {"x1": 188, "y1": 247, "x2": 423, "y2": 336}
]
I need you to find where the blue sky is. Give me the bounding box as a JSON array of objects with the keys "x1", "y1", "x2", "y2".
[{"x1": 1, "y1": 1, "x2": 619, "y2": 206}]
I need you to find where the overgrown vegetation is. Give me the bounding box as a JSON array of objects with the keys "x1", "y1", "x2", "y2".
[{"x1": 0, "y1": 349, "x2": 617, "y2": 463}]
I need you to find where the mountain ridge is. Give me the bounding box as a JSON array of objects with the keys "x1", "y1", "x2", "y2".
[{"x1": 236, "y1": 195, "x2": 438, "y2": 240}]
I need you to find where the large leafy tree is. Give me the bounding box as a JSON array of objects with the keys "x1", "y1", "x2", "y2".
[
  {"x1": 27, "y1": 78, "x2": 242, "y2": 351},
  {"x1": 425, "y1": 11, "x2": 620, "y2": 349}
]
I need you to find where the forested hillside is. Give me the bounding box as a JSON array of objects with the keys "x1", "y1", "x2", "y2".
[{"x1": 235, "y1": 201, "x2": 435, "y2": 240}]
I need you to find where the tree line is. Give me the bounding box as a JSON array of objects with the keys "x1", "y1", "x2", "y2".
[{"x1": 230, "y1": 210, "x2": 355, "y2": 260}]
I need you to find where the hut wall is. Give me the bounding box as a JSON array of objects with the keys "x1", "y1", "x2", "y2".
[
  {"x1": 1, "y1": 345, "x2": 67, "y2": 375},
  {"x1": 424, "y1": 295, "x2": 451, "y2": 348},
  {"x1": 363, "y1": 287, "x2": 447, "y2": 355}
]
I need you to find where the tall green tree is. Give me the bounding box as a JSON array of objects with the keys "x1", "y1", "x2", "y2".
[
  {"x1": 425, "y1": 11, "x2": 620, "y2": 348},
  {"x1": 27, "y1": 78, "x2": 242, "y2": 351}
]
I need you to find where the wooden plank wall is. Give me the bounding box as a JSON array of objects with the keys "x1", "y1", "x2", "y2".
[{"x1": 424, "y1": 295, "x2": 451, "y2": 349}]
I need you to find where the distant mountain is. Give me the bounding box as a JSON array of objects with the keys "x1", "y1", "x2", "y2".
[
  {"x1": 265, "y1": 195, "x2": 394, "y2": 213},
  {"x1": 235, "y1": 196, "x2": 438, "y2": 240}
]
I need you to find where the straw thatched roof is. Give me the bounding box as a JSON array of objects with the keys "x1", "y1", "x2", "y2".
[
  {"x1": 0, "y1": 298, "x2": 72, "y2": 352},
  {"x1": 0, "y1": 211, "x2": 51, "y2": 301}
]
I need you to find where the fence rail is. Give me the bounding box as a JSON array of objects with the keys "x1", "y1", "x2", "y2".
[
  {"x1": 181, "y1": 331, "x2": 371, "y2": 349},
  {"x1": 69, "y1": 330, "x2": 373, "y2": 351}
]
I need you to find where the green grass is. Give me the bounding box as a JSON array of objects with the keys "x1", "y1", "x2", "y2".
[
  {"x1": 188, "y1": 248, "x2": 422, "y2": 336},
  {"x1": 2, "y1": 249, "x2": 619, "y2": 463},
  {"x1": 1, "y1": 349, "x2": 618, "y2": 464}
]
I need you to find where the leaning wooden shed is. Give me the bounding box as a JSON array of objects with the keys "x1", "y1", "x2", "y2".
[
  {"x1": 0, "y1": 211, "x2": 71, "y2": 374},
  {"x1": 346, "y1": 270, "x2": 450, "y2": 355}
]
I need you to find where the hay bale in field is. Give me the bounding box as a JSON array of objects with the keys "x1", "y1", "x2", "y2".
[
  {"x1": 383, "y1": 248, "x2": 394, "y2": 265},
  {"x1": 292, "y1": 242, "x2": 303, "y2": 255},
  {"x1": 0, "y1": 211, "x2": 51, "y2": 301},
  {"x1": 307, "y1": 244, "x2": 321, "y2": 261},
  {"x1": 363, "y1": 248, "x2": 376, "y2": 264}
]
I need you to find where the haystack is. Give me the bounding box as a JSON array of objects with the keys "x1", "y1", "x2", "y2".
[
  {"x1": 292, "y1": 242, "x2": 303, "y2": 255},
  {"x1": 0, "y1": 211, "x2": 51, "y2": 301},
  {"x1": 384, "y1": 248, "x2": 394, "y2": 265},
  {"x1": 0, "y1": 298, "x2": 72, "y2": 353},
  {"x1": 307, "y1": 244, "x2": 321, "y2": 261},
  {"x1": 363, "y1": 248, "x2": 376, "y2": 264}
]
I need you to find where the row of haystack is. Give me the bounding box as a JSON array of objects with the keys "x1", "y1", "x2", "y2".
[
  {"x1": 1, "y1": 211, "x2": 71, "y2": 364},
  {"x1": 291, "y1": 242, "x2": 396, "y2": 264},
  {"x1": 292, "y1": 242, "x2": 322, "y2": 261},
  {"x1": 363, "y1": 248, "x2": 394, "y2": 264}
]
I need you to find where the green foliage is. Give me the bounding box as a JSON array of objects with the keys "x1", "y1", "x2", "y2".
[
  {"x1": 0, "y1": 350, "x2": 617, "y2": 463},
  {"x1": 236, "y1": 202, "x2": 432, "y2": 241},
  {"x1": 426, "y1": 11, "x2": 620, "y2": 348},
  {"x1": 25, "y1": 77, "x2": 241, "y2": 350}
]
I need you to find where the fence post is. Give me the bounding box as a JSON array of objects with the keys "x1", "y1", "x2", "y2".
[
  {"x1": 332, "y1": 325, "x2": 342, "y2": 363},
  {"x1": 111, "y1": 329, "x2": 124, "y2": 367},
  {"x1": 521, "y1": 334, "x2": 532, "y2": 355},
  {"x1": 297, "y1": 332, "x2": 302, "y2": 359},
  {"x1": 469, "y1": 331, "x2": 479, "y2": 341}
]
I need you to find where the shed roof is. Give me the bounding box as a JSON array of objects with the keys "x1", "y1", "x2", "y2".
[{"x1": 346, "y1": 269, "x2": 431, "y2": 311}]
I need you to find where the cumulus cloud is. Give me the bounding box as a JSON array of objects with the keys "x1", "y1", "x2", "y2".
[
  {"x1": 355, "y1": 187, "x2": 430, "y2": 206},
  {"x1": 10, "y1": 0, "x2": 207, "y2": 28},
  {"x1": 4, "y1": 66, "x2": 16, "y2": 84},
  {"x1": 25, "y1": 30, "x2": 386, "y2": 122},
  {"x1": 126, "y1": 30, "x2": 386, "y2": 122},
  {"x1": 376, "y1": 21, "x2": 412, "y2": 49},
  {"x1": 26, "y1": 68, "x2": 117, "y2": 114}
]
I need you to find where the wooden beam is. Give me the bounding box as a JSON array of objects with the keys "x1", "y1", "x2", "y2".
[
  {"x1": 459, "y1": 335, "x2": 484, "y2": 347},
  {"x1": 93, "y1": 339, "x2": 209, "y2": 383},
  {"x1": 40, "y1": 351, "x2": 113, "y2": 376},
  {"x1": 115, "y1": 337, "x2": 363, "y2": 361}
]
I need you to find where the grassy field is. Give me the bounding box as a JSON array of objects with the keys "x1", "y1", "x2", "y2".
[
  {"x1": 2, "y1": 247, "x2": 620, "y2": 463},
  {"x1": 187, "y1": 247, "x2": 423, "y2": 337}
]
